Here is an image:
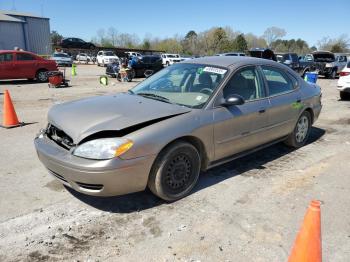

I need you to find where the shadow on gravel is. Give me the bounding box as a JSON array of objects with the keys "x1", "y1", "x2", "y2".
[
  {"x1": 193, "y1": 126, "x2": 326, "y2": 193},
  {"x1": 67, "y1": 127, "x2": 325, "y2": 213},
  {"x1": 0, "y1": 79, "x2": 38, "y2": 85}
]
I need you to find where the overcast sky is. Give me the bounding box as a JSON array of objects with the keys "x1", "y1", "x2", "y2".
[{"x1": 1, "y1": 0, "x2": 349, "y2": 46}]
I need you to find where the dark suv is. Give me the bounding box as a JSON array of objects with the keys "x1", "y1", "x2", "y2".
[
  {"x1": 276, "y1": 52, "x2": 312, "y2": 77},
  {"x1": 60, "y1": 38, "x2": 95, "y2": 50}
]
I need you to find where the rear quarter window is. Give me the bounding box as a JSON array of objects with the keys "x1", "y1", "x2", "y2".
[{"x1": 261, "y1": 66, "x2": 294, "y2": 96}]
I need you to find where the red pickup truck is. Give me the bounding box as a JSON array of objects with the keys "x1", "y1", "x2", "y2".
[{"x1": 0, "y1": 50, "x2": 58, "y2": 82}]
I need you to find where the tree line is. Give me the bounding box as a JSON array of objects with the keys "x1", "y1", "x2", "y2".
[{"x1": 51, "y1": 26, "x2": 350, "y2": 55}]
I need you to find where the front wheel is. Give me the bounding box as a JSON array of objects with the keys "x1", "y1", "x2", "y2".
[
  {"x1": 36, "y1": 70, "x2": 48, "y2": 82},
  {"x1": 148, "y1": 142, "x2": 201, "y2": 201},
  {"x1": 284, "y1": 111, "x2": 312, "y2": 148}
]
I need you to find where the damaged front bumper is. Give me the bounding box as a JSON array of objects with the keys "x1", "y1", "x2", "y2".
[{"x1": 34, "y1": 135, "x2": 156, "y2": 196}]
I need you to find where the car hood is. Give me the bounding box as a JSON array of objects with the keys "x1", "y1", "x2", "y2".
[{"x1": 48, "y1": 93, "x2": 191, "y2": 143}]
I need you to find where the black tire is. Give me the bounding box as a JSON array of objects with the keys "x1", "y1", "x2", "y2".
[
  {"x1": 340, "y1": 91, "x2": 349, "y2": 100},
  {"x1": 166, "y1": 61, "x2": 170, "y2": 67},
  {"x1": 36, "y1": 70, "x2": 48, "y2": 83},
  {"x1": 148, "y1": 142, "x2": 201, "y2": 201},
  {"x1": 284, "y1": 111, "x2": 312, "y2": 148}
]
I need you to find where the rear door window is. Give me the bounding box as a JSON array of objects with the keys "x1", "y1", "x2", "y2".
[
  {"x1": 16, "y1": 53, "x2": 36, "y2": 61},
  {"x1": 261, "y1": 66, "x2": 294, "y2": 96},
  {"x1": 0, "y1": 53, "x2": 13, "y2": 62}
]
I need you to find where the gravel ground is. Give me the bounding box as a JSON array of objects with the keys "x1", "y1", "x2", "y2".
[{"x1": 0, "y1": 65, "x2": 349, "y2": 262}]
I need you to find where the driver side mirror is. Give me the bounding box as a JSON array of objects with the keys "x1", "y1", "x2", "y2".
[{"x1": 221, "y1": 94, "x2": 245, "y2": 106}]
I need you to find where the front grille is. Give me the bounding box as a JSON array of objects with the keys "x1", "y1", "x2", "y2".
[
  {"x1": 76, "y1": 182, "x2": 103, "y2": 191},
  {"x1": 49, "y1": 169, "x2": 68, "y2": 183},
  {"x1": 46, "y1": 124, "x2": 75, "y2": 150}
]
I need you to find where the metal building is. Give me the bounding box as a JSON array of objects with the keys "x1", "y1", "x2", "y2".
[{"x1": 0, "y1": 10, "x2": 51, "y2": 55}]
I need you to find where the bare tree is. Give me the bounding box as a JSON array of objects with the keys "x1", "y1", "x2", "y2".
[
  {"x1": 108, "y1": 27, "x2": 119, "y2": 47},
  {"x1": 263, "y1": 26, "x2": 286, "y2": 47},
  {"x1": 318, "y1": 34, "x2": 349, "y2": 52}
]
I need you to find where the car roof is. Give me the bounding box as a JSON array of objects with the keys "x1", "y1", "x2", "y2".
[
  {"x1": 182, "y1": 56, "x2": 277, "y2": 68},
  {"x1": 0, "y1": 50, "x2": 36, "y2": 55}
]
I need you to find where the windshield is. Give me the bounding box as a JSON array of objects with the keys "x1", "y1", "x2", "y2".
[
  {"x1": 167, "y1": 55, "x2": 179, "y2": 58},
  {"x1": 131, "y1": 63, "x2": 228, "y2": 108},
  {"x1": 105, "y1": 51, "x2": 115, "y2": 56},
  {"x1": 54, "y1": 53, "x2": 69, "y2": 57}
]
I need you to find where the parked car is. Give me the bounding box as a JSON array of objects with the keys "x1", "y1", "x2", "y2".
[
  {"x1": 34, "y1": 56, "x2": 322, "y2": 201},
  {"x1": 337, "y1": 61, "x2": 350, "y2": 99},
  {"x1": 76, "y1": 53, "x2": 91, "y2": 63},
  {"x1": 128, "y1": 55, "x2": 163, "y2": 77},
  {"x1": 216, "y1": 52, "x2": 246, "y2": 56},
  {"x1": 125, "y1": 51, "x2": 142, "y2": 58},
  {"x1": 310, "y1": 51, "x2": 347, "y2": 79},
  {"x1": 51, "y1": 52, "x2": 72, "y2": 67},
  {"x1": 60, "y1": 38, "x2": 95, "y2": 50},
  {"x1": 249, "y1": 48, "x2": 277, "y2": 61},
  {"x1": 161, "y1": 53, "x2": 181, "y2": 66},
  {"x1": 180, "y1": 55, "x2": 193, "y2": 61},
  {"x1": 96, "y1": 51, "x2": 120, "y2": 67},
  {"x1": 0, "y1": 50, "x2": 57, "y2": 82},
  {"x1": 105, "y1": 62, "x2": 135, "y2": 82},
  {"x1": 298, "y1": 55, "x2": 318, "y2": 76},
  {"x1": 277, "y1": 52, "x2": 313, "y2": 77}
]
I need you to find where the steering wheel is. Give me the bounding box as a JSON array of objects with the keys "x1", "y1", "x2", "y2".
[{"x1": 199, "y1": 88, "x2": 213, "y2": 95}]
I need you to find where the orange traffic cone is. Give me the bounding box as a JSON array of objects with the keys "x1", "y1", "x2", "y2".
[
  {"x1": 1, "y1": 90, "x2": 21, "y2": 128},
  {"x1": 288, "y1": 200, "x2": 322, "y2": 262}
]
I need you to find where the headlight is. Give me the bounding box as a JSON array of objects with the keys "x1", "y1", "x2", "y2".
[{"x1": 73, "y1": 138, "x2": 133, "y2": 160}]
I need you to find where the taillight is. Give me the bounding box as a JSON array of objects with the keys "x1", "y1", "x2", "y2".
[{"x1": 340, "y1": 72, "x2": 350, "y2": 77}]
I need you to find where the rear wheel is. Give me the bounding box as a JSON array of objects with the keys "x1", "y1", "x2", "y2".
[
  {"x1": 36, "y1": 70, "x2": 48, "y2": 82},
  {"x1": 148, "y1": 142, "x2": 201, "y2": 201},
  {"x1": 284, "y1": 111, "x2": 312, "y2": 148},
  {"x1": 340, "y1": 91, "x2": 349, "y2": 100}
]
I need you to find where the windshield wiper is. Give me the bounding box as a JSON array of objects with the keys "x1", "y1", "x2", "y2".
[{"x1": 137, "y1": 92, "x2": 171, "y2": 103}]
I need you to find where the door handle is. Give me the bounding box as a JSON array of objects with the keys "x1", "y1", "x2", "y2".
[{"x1": 258, "y1": 108, "x2": 266, "y2": 113}]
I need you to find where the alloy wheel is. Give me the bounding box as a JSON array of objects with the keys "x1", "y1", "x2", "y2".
[{"x1": 295, "y1": 115, "x2": 309, "y2": 143}]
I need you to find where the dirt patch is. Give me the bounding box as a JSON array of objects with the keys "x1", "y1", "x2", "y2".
[
  {"x1": 331, "y1": 118, "x2": 350, "y2": 125},
  {"x1": 27, "y1": 251, "x2": 50, "y2": 262},
  {"x1": 45, "y1": 180, "x2": 64, "y2": 192},
  {"x1": 142, "y1": 216, "x2": 162, "y2": 237}
]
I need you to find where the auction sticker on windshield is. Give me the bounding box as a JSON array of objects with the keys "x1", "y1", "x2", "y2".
[{"x1": 203, "y1": 67, "x2": 227, "y2": 74}]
